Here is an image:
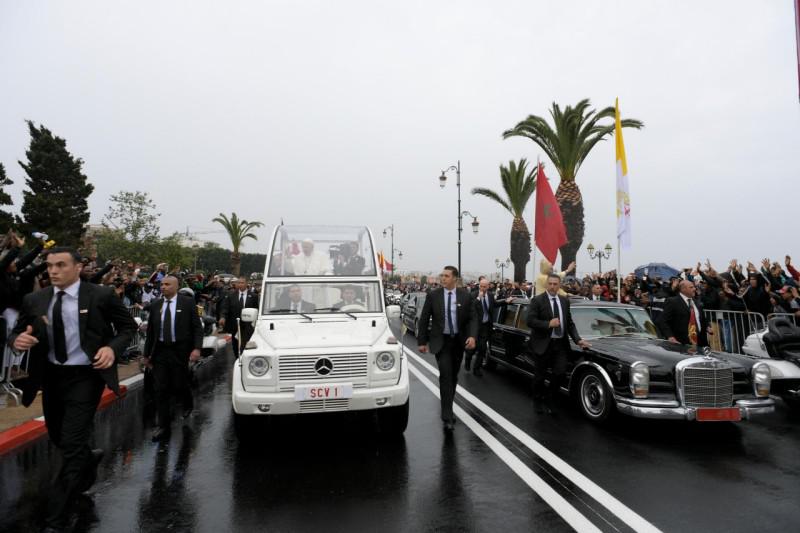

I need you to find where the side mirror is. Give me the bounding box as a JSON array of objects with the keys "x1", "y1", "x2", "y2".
[
  {"x1": 241, "y1": 308, "x2": 258, "y2": 323},
  {"x1": 386, "y1": 305, "x2": 401, "y2": 319}
]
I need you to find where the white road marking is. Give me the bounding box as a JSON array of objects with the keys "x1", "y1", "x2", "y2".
[
  {"x1": 408, "y1": 363, "x2": 602, "y2": 533},
  {"x1": 406, "y1": 350, "x2": 662, "y2": 533}
]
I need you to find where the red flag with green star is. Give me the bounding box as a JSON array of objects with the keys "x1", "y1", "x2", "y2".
[{"x1": 534, "y1": 163, "x2": 567, "y2": 264}]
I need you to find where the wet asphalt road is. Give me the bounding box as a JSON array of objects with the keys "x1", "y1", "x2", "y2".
[{"x1": 2, "y1": 320, "x2": 800, "y2": 532}]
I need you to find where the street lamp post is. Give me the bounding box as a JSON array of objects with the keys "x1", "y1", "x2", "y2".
[
  {"x1": 495, "y1": 258, "x2": 510, "y2": 281},
  {"x1": 438, "y1": 160, "x2": 479, "y2": 275},
  {"x1": 586, "y1": 243, "x2": 613, "y2": 274},
  {"x1": 382, "y1": 225, "x2": 398, "y2": 279}
]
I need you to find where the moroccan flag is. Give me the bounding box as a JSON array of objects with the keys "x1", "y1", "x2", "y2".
[
  {"x1": 385, "y1": 258, "x2": 394, "y2": 272},
  {"x1": 534, "y1": 162, "x2": 567, "y2": 264},
  {"x1": 615, "y1": 97, "x2": 632, "y2": 250}
]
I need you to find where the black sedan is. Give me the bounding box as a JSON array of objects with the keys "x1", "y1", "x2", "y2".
[{"x1": 488, "y1": 298, "x2": 775, "y2": 423}]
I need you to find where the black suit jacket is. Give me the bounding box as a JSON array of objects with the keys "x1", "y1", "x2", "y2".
[
  {"x1": 657, "y1": 295, "x2": 709, "y2": 347},
  {"x1": 9, "y1": 282, "x2": 137, "y2": 406},
  {"x1": 526, "y1": 292, "x2": 582, "y2": 356},
  {"x1": 220, "y1": 290, "x2": 260, "y2": 333},
  {"x1": 417, "y1": 287, "x2": 478, "y2": 354},
  {"x1": 144, "y1": 294, "x2": 203, "y2": 358}
]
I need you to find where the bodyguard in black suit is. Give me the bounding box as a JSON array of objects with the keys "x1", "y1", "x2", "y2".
[
  {"x1": 658, "y1": 280, "x2": 709, "y2": 347},
  {"x1": 466, "y1": 278, "x2": 508, "y2": 376},
  {"x1": 10, "y1": 248, "x2": 136, "y2": 531},
  {"x1": 526, "y1": 274, "x2": 591, "y2": 414},
  {"x1": 143, "y1": 275, "x2": 203, "y2": 441},
  {"x1": 417, "y1": 266, "x2": 478, "y2": 431},
  {"x1": 219, "y1": 278, "x2": 259, "y2": 356}
]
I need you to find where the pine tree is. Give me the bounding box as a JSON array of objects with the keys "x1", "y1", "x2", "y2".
[
  {"x1": 0, "y1": 162, "x2": 14, "y2": 231},
  {"x1": 18, "y1": 121, "x2": 94, "y2": 247}
]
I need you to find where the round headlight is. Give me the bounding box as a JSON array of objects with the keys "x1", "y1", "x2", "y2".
[
  {"x1": 248, "y1": 356, "x2": 270, "y2": 377},
  {"x1": 629, "y1": 362, "x2": 650, "y2": 398},
  {"x1": 375, "y1": 351, "x2": 396, "y2": 371},
  {"x1": 752, "y1": 362, "x2": 771, "y2": 397}
]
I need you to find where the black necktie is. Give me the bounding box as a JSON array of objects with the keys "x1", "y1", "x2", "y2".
[
  {"x1": 53, "y1": 290, "x2": 68, "y2": 363},
  {"x1": 240, "y1": 293, "x2": 245, "y2": 310},
  {"x1": 163, "y1": 299, "x2": 173, "y2": 343},
  {"x1": 551, "y1": 297, "x2": 562, "y2": 337},
  {"x1": 482, "y1": 295, "x2": 489, "y2": 322},
  {"x1": 447, "y1": 291, "x2": 455, "y2": 335}
]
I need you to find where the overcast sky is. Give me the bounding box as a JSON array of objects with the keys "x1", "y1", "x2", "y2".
[{"x1": 1, "y1": 1, "x2": 798, "y2": 278}]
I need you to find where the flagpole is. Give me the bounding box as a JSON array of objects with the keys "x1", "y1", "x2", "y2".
[
  {"x1": 617, "y1": 237, "x2": 622, "y2": 303},
  {"x1": 531, "y1": 157, "x2": 539, "y2": 295}
]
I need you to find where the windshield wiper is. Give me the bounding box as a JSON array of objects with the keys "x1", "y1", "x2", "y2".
[
  {"x1": 269, "y1": 309, "x2": 314, "y2": 321},
  {"x1": 315, "y1": 307, "x2": 357, "y2": 320}
]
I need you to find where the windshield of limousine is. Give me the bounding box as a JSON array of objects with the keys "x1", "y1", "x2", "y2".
[
  {"x1": 262, "y1": 282, "x2": 384, "y2": 314},
  {"x1": 267, "y1": 225, "x2": 377, "y2": 277}
]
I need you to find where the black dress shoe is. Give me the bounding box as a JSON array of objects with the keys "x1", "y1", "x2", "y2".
[
  {"x1": 151, "y1": 427, "x2": 171, "y2": 442},
  {"x1": 534, "y1": 403, "x2": 545, "y2": 414},
  {"x1": 77, "y1": 448, "x2": 104, "y2": 493},
  {"x1": 443, "y1": 421, "x2": 455, "y2": 432},
  {"x1": 473, "y1": 367, "x2": 483, "y2": 377},
  {"x1": 464, "y1": 358, "x2": 471, "y2": 371}
]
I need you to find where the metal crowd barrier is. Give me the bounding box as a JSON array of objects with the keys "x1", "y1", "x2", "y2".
[
  {"x1": 703, "y1": 310, "x2": 766, "y2": 355},
  {"x1": 767, "y1": 313, "x2": 798, "y2": 326},
  {"x1": 1, "y1": 345, "x2": 28, "y2": 407}
]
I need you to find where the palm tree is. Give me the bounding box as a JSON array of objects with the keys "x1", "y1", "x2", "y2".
[
  {"x1": 503, "y1": 99, "x2": 643, "y2": 270},
  {"x1": 211, "y1": 212, "x2": 264, "y2": 276},
  {"x1": 472, "y1": 159, "x2": 536, "y2": 282}
]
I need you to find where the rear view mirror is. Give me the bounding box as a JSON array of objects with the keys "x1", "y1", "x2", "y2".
[
  {"x1": 386, "y1": 305, "x2": 401, "y2": 319},
  {"x1": 241, "y1": 308, "x2": 258, "y2": 323}
]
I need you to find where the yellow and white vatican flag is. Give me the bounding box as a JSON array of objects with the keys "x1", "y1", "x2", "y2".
[{"x1": 615, "y1": 97, "x2": 632, "y2": 250}]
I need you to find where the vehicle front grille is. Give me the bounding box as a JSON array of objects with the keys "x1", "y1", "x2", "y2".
[
  {"x1": 681, "y1": 365, "x2": 734, "y2": 408},
  {"x1": 298, "y1": 399, "x2": 351, "y2": 413},
  {"x1": 278, "y1": 353, "x2": 368, "y2": 383}
]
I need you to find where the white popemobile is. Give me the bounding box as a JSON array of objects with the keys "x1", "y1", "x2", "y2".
[{"x1": 231, "y1": 225, "x2": 409, "y2": 435}]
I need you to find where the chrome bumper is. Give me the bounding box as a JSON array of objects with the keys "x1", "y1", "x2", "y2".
[{"x1": 615, "y1": 397, "x2": 775, "y2": 421}]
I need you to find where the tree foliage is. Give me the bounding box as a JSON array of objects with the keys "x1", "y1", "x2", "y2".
[
  {"x1": 102, "y1": 190, "x2": 160, "y2": 243},
  {"x1": 211, "y1": 212, "x2": 264, "y2": 276},
  {"x1": 503, "y1": 100, "x2": 643, "y2": 269},
  {"x1": 17, "y1": 121, "x2": 94, "y2": 247},
  {"x1": 0, "y1": 162, "x2": 14, "y2": 232}
]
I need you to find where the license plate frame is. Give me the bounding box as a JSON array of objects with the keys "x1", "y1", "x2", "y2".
[
  {"x1": 696, "y1": 407, "x2": 741, "y2": 422},
  {"x1": 294, "y1": 383, "x2": 353, "y2": 401}
]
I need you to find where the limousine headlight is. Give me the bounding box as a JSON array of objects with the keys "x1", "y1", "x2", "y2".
[
  {"x1": 629, "y1": 362, "x2": 650, "y2": 398},
  {"x1": 248, "y1": 356, "x2": 270, "y2": 377},
  {"x1": 752, "y1": 362, "x2": 771, "y2": 397},
  {"x1": 375, "y1": 352, "x2": 396, "y2": 371}
]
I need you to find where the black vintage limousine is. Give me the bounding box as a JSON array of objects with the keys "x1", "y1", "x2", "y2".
[{"x1": 488, "y1": 298, "x2": 775, "y2": 423}]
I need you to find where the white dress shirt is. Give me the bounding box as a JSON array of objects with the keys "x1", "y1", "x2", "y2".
[
  {"x1": 548, "y1": 293, "x2": 564, "y2": 339},
  {"x1": 159, "y1": 297, "x2": 177, "y2": 342},
  {"x1": 443, "y1": 289, "x2": 458, "y2": 335},
  {"x1": 679, "y1": 293, "x2": 702, "y2": 332},
  {"x1": 47, "y1": 280, "x2": 92, "y2": 366}
]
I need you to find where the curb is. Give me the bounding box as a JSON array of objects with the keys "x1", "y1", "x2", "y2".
[{"x1": 0, "y1": 384, "x2": 129, "y2": 456}]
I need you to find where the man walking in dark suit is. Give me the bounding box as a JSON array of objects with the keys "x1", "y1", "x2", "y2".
[
  {"x1": 658, "y1": 280, "x2": 709, "y2": 347},
  {"x1": 219, "y1": 278, "x2": 259, "y2": 356},
  {"x1": 418, "y1": 266, "x2": 478, "y2": 431},
  {"x1": 143, "y1": 275, "x2": 203, "y2": 441},
  {"x1": 10, "y1": 247, "x2": 136, "y2": 532},
  {"x1": 526, "y1": 274, "x2": 591, "y2": 414},
  {"x1": 466, "y1": 277, "x2": 509, "y2": 376}
]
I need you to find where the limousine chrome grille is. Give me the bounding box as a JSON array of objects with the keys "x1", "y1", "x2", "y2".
[
  {"x1": 278, "y1": 353, "x2": 368, "y2": 383},
  {"x1": 679, "y1": 360, "x2": 734, "y2": 408}
]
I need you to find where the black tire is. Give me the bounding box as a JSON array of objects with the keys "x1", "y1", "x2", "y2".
[
  {"x1": 377, "y1": 400, "x2": 409, "y2": 435},
  {"x1": 782, "y1": 395, "x2": 800, "y2": 411},
  {"x1": 576, "y1": 370, "x2": 614, "y2": 423}
]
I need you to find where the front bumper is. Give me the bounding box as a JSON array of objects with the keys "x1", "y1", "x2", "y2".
[
  {"x1": 615, "y1": 396, "x2": 775, "y2": 420},
  {"x1": 232, "y1": 359, "x2": 410, "y2": 415}
]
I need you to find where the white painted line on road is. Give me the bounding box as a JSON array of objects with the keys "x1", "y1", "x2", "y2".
[
  {"x1": 408, "y1": 363, "x2": 602, "y2": 533},
  {"x1": 406, "y1": 350, "x2": 661, "y2": 533}
]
